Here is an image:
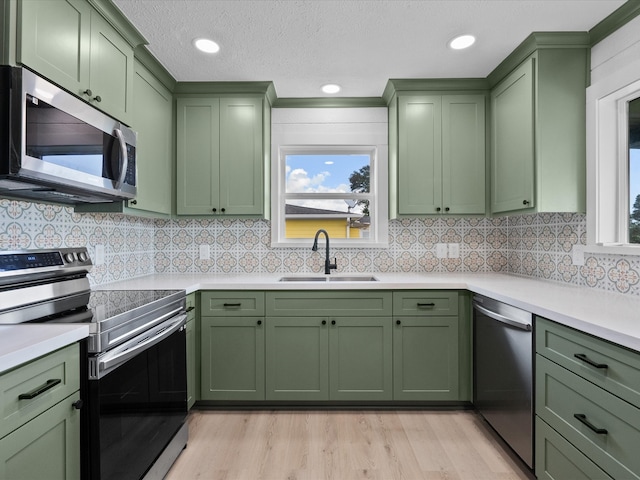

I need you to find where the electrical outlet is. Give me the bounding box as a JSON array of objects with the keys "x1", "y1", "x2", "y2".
[
  {"x1": 448, "y1": 243, "x2": 460, "y2": 258},
  {"x1": 572, "y1": 245, "x2": 585, "y2": 266},
  {"x1": 436, "y1": 243, "x2": 448, "y2": 259},
  {"x1": 95, "y1": 244, "x2": 105, "y2": 265},
  {"x1": 199, "y1": 244, "x2": 210, "y2": 260}
]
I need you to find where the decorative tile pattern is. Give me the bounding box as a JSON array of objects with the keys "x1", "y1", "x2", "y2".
[{"x1": 4, "y1": 198, "x2": 640, "y2": 297}]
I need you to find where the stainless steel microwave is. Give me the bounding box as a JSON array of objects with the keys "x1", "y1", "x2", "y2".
[{"x1": 0, "y1": 66, "x2": 137, "y2": 204}]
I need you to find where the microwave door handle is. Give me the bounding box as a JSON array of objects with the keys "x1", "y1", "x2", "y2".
[{"x1": 113, "y1": 128, "x2": 128, "y2": 190}]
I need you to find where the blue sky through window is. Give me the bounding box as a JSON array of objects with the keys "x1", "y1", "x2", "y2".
[{"x1": 285, "y1": 154, "x2": 369, "y2": 193}]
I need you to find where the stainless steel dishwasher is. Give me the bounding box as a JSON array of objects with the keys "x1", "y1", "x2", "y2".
[{"x1": 473, "y1": 294, "x2": 534, "y2": 469}]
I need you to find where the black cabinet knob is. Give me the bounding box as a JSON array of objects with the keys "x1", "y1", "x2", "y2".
[
  {"x1": 396, "y1": 320, "x2": 401, "y2": 325},
  {"x1": 322, "y1": 320, "x2": 327, "y2": 325},
  {"x1": 445, "y1": 207, "x2": 450, "y2": 212},
  {"x1": 72, "y1": 399, "x2": 84, "y2": 410},
  {"x1": 257, "y1": 320, "x2": 262, "y2": 325},
  {"x1": 331, "y1": 320, "x2": 336, "y2": 325},
  {"x1": 221, "y1": 208, "x2": 226, "y2": 213},
  {"x1": 436, "y1": 207, "x2": 441, "y2": 212},
  {"x1": 212, "y1": 208, "x2": 217, "y2": 212},
  {"x1": 523, "y1": 200, "x2": 530, "y2": 205}
]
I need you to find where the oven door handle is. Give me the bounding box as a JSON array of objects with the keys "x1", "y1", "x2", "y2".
[{"x1": 96, "y1": 314, "x2": 186, "y2": 377}]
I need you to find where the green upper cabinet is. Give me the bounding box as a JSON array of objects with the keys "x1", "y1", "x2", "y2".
[
  {"x1": 176, "y1": 95, "x2": 266, "y2": 216},
  {"x1": 491, "y1": 58, "x2": 535, "y2": 213},
  {"x1": 390, "y1": 89, "x2": 486, "y2": 216},
  {"x1": 489, "y1": 34, "x2": 589, "y2": 214},
  {"x1": 127, "y1": 60, "x2": 173, "y2": 215},
  {"x1": 18, "y1": 0, "x2": 141, "y2": 124}
]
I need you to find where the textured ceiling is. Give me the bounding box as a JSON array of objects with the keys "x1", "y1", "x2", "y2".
[{"x1": 112, "y1": 0, "x2": 626, "y2": 98}]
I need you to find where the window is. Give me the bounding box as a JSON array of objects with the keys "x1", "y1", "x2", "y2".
[
  {"x1": 271, "y1": 108, "x2": 388, "y2": 247},
  {"x1": 587, "y1": 63, "x2": 640, "y2": 253}
]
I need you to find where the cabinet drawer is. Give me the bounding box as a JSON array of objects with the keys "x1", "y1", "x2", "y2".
[
  {"x1": 536, "y1": 417, "x2": 613, "y2": 480},
  {"x1": 392, "y1": 291, "x2": 458, "y2": 316},
  {"x1": 536, "y1": 317, "x2": 640, "y2": 408},
  {"x1": 0, "y1": 344, "x2": 80, "y2": 439},
  {"x1": 536, "y1": 355, "x2": 640, "y2": 480},
  {"x1": 266, "y1": 291, "x2": 392, "y2": 317},
  {"x1": 201, "y1": 291, "x2": 265, "y2": 316}
]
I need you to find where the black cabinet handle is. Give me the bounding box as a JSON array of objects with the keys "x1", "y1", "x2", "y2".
[
  {"x1": 574, "y1": 414, "x2": 608, "y2": 434},
  {"x1": 574, "y1": 353, "x2": 608, "y2": 369},
  {"x1": 331, "y1": 320, "x2": 336, "y2": 325},
  {"x1": 185, "y1": 306, "x2": 195, "y2": 313},
  {"x1": 321, "y1": 320, "x2": 327, "y2": 325},
  {"x1": 396, "y1": 320, "x2": 401, "y2": 325},
  {"x1": 417, "y1": 302, "x2": 435, "y2": 308},
  {"x1": 130, "y1": 200, "x2": 137, "y2": 205},
  {"x1": 257, "y1": 320, "x2": 262, "y2": 325},
  {"x1": 72, "y1": 399, "x2": 84, "y2": 410},
  {"x1": 223, "y1": 303, "x2": 242, "y2": 308},
  {"x1": 93, "y1": 95, "x2": 102, "y2": 103},
  {"x1": 19, "y1": 379, "x2": 61, "y2": 400}
]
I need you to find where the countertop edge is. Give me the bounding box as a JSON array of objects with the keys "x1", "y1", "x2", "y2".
[{"x1": 0, "y1": 324, "x2": 90, "y2": 374}]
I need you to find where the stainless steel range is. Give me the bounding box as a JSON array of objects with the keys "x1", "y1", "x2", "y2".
[{"x1": 0, "y1": 248, "x2": 188, "y2": 480}]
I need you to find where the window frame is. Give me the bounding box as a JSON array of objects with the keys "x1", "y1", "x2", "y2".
[
  {"x1": 587, "y1": 59, "x2": 640, "y2": 254},
  {"x1": 271, "y1": 145, "x2": 388, "y2": 248}
]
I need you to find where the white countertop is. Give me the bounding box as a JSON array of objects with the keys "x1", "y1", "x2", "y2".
[
  {"x1": 0, "y1": 324, "x2": 89, "y2": 374},
  {"x1": 99, "y1": 272, "x2": 640, "y2": 353}
]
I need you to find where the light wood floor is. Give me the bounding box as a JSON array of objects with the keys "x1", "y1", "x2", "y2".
[{"x1": 166, "y1": 410, "x2": 533, "y2": 480}]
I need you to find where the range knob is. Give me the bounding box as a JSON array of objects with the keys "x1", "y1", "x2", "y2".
[
  {"x1": 64, "y1": 252, "x2": 75, "y2": 263},
  {"x1": 77, "y1": 251, "x2": 88, "y2": 262}
]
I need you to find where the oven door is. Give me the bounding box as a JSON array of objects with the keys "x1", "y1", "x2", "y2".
[{"x1": 86, "y1": 314, "x2": 187, "y2": 480}]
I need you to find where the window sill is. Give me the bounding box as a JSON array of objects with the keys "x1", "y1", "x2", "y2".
[
  {"x1": 271, "y1": 240, "x2": 389, "y2": 249},
  {"x1": 584, "y1": 244, "x2": 640, "y2": 256}
]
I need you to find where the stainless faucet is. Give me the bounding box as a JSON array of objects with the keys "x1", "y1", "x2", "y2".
[{"x1": 312, "y1": 229, "x2": 337, "y2": 274}]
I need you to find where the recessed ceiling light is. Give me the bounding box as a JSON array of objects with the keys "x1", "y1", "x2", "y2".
[
  {"x1": 449, "y1": 35, "x2": 476, "y2": 50},
  {"x1": 321, "y1": 84, "x2": 341, "y2": 94},
  {"x1": 194, "y1": 38, "x2": 220, "y2": 54}
]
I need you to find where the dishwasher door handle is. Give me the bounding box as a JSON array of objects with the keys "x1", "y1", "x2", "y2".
[{"x1": 473, "y1": 302, "x2": 532, "y2": 331}]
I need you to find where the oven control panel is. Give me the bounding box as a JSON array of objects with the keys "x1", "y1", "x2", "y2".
[{"x1": 0, "y1": 248, "x2": 91, "y2": 273}]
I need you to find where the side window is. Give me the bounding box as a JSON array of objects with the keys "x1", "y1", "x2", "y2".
[{"x1": 629, "y1": 97, "x2": 640, "y2": 243}]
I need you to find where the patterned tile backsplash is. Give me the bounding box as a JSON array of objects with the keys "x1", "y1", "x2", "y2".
[{"x1": 1, "y1": 198, "x2": 639, "y2": 296}]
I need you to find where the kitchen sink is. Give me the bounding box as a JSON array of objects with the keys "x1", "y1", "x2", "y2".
[{"x1": 278, "y1": 275, "x2": 378, "y2": 282}]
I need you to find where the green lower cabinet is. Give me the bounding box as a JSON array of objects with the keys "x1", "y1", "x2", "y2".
[
  {"x1": 329, "y1": 317, "x2": 392, "y2": 401},
  {"x1": 265, "y1": 317, "x2": 329, "y2": 401},
  {"x1": 201, "y1": 316, "x2": 265, "y2": 401},
  {"x1": 536, "y1": 417, "x2": 613, "y2": 480},
  {"x1": 0, "y1": 392, "x2": 81, "y2": 480},
  {"x1": 393, "y1": 316, "x2": 459, "y2": 400},
  {"x1": 265, "y1": 316, "x2": 392, "y2": 401}
]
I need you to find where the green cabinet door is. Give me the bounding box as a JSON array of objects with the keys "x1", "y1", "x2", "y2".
[
  {"x1": 491, "y1": 57, "x2": 535, "y2": 214},
  {"x1": 87, "y1": 10, "x2": 134, "y2": 122},
  {"x1": 396, "y1": 93, "x2": 485, "y2": 215},
  {"x1": 18, "y1": 0, "x2": 134, "y2": 123},
  {"x1": 128, "y1": 61, "x2": 172, "y2": 214},
  {"x1": 176, "y1": 96, "x2": 264, "y2": 216},
  {"x1": 329, "y1": 317, "x2": 392, "y2": 401},
  {"x1": 18, "y1": 0, "x2": 91, "y2": 96},
  {"x1": 176, "y1": 97, "x2": 221, "y2": 215},
  {"x1": 200, "y1": 316, "x2": 265, "y2": 401},
  {"x1": 265, "y1": 317, "x2": 329, "y2": 401},
  {"x1": 393, "y1": 316, "x2": 460, "y2": 400},
  {"x1": 0, "y1": 392, "x2": 81, "y2": 480},
  {"x1": 398, "y1": 95, "x2": 442, "y2": 214},
  {"x1": 219, "y1": 97, "x2": 264, "y2": 215},
  {"x1": 442, "y1": 95, "x2": 486, "y2": 214}
]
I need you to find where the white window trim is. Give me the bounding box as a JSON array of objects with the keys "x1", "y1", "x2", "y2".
[
  {"x1": 586, "y1": 56, "x2": 640, "y2": 255},
  {"x1": 270, "y1": 108, "x2": 388, "y2": 248}
]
